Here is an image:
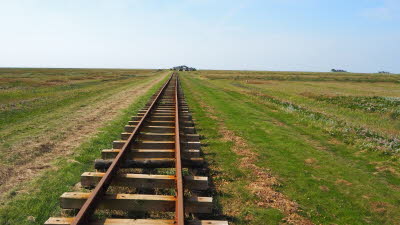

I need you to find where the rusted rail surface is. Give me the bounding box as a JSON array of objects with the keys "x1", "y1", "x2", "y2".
[
  {"x1": 174, "y1": 73, "x2": 185, "y2": 224},
  {"x1": 45, "y1": 73, "x2": 227, "y2": 225}
]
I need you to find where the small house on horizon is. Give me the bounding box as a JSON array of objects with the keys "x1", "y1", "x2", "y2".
[
  {"x1": 171, "y1": 65, "x2": 197, "y2": 71},
  {"x1": 331, "y1": 69, "x2": 347, "y2": 73}
]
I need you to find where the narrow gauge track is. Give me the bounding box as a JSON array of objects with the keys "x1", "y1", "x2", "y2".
[{"x1": 46, "y1": 73, "x2": 227, "y2": 225}]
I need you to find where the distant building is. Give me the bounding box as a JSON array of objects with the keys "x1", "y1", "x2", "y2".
[
  {"x1": 378, "y1": 71, "x2": 391, "y2": 74},
  {"x1": 171, "y1": 65, "x2": 197, "y2": 71},
  {"x1": 331, "y1": 69, "x2": 347, "y2": 73}
]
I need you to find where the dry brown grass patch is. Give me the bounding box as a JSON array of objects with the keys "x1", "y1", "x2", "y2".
[
  {"x1": 328, "y1": 138, "x2": 341, "y2": 145},
  {"x1": 319, "y1": 185, "x2": 330, "y2": 192},
  {"x1": 370, "y1": 202, "x2": 392, "y2": 214},
  {"x1": 245, "y1": 80, "x2": 274, "y2": 85},
  {"x1": 304, "y1": 158, "x2": 317, "y2": 165},
  {"x1": 375, "y1": 165, "x2": 398, "y2": 175},
  {"x1": 335, "y1": 179, "x2": 352, "y2": 186}
]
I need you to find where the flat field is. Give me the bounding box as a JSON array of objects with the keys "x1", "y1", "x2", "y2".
[
  {"x1": 181, "y1": 70, "x2": 400, "y2": 224},
  {"x1": 1, "y1": 69, "x2": 399, "y2": 225},
  {"x1": 0, "y1": 68, "x2": 168, "y2": 224}
]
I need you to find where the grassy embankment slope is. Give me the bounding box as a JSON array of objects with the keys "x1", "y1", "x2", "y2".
[
  {"x1": 0, "y1": 68, "x2": 169, "y2": 224},
  {"x1": 181, "y1": 70, "x2": 400, "y2": 225}
]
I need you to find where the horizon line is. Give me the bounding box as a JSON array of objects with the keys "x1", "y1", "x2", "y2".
[{"x1": 0, "y1": 66, "x2": 397, "y2": 75}]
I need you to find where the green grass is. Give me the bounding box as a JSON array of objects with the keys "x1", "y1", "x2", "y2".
[
  {"x1": 0, "y1": 69, "x2": 156, "y2": 129},
  {"x1": 0, "y1": 68, "x2": 164, "y2": 169},
  {"x1": 181, "y1": 79, "x2": 284, "y2": 224},
  {"x1": 309, "y1": 95, "x2": 400, "y2": 119},
  {"x1": 181, "y1": 71, "x2": 400, "y2": 225},
  {"x1": 1, "y1": 69, "x2": 399, "y2": 224},
  {"x1": 0, "y1": 72, "x2": 168, "y2": 225},
  {"x1": 200, "y1": 70, "x2": 400, "y2": 83}
]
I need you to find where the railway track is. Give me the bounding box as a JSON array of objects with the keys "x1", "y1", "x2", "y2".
[{"x1": 45, "y1": 73, "x2": 227, "y2": 225}]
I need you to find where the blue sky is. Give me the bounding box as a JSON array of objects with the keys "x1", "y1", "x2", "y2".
[{"x1": 0, "y1": 0, "x2": 399, "y2": 72}]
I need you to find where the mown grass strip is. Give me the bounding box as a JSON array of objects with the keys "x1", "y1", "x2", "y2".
[
  {"x1": 181, "y1": 73, "x2": 400, "y2": 224},
  {"x1": 0, "y1": 75, "x2": 168, "y2": 225},
  {"x1": 181, "y1": 75, "x2": 285, "y2": 225}
]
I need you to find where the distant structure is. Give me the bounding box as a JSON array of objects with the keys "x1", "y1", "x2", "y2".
[
  {"x1": 378, "y1": 71, "x2": 391, "y2": 74},
  {"x1": 171, "y1": 65, "x2": 197, "y2": 71},
  {"x1": 331, "y1": 69, "x2": 347, "y2": 73}
]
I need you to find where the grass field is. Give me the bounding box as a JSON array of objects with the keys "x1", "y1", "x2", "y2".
[
  {"x1": 1, "y1": 69, "x2": 399, "y2": 225},
  {"x1": 180, "y1": 70, "x2": 400, "y2": 224},
  {"x1": 0, "y1": 68, "x2": 169, "y2": 224}
]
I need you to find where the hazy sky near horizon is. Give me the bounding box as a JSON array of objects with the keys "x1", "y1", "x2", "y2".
[{"x1": 0, "y1": 0, "x2": 399, "y2": 73}]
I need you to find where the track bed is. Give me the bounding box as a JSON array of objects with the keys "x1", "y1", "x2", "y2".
[{"x1": 46, "y1": 74, "x2": 227, "y2": 225}]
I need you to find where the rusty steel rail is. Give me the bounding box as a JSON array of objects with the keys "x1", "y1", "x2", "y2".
[
  {"x1": 71, "y1": 74, "x2": 174, "y2": 225},
  {"x1": 174, "y1": 75, "x2": 185, "y2": 224}
]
